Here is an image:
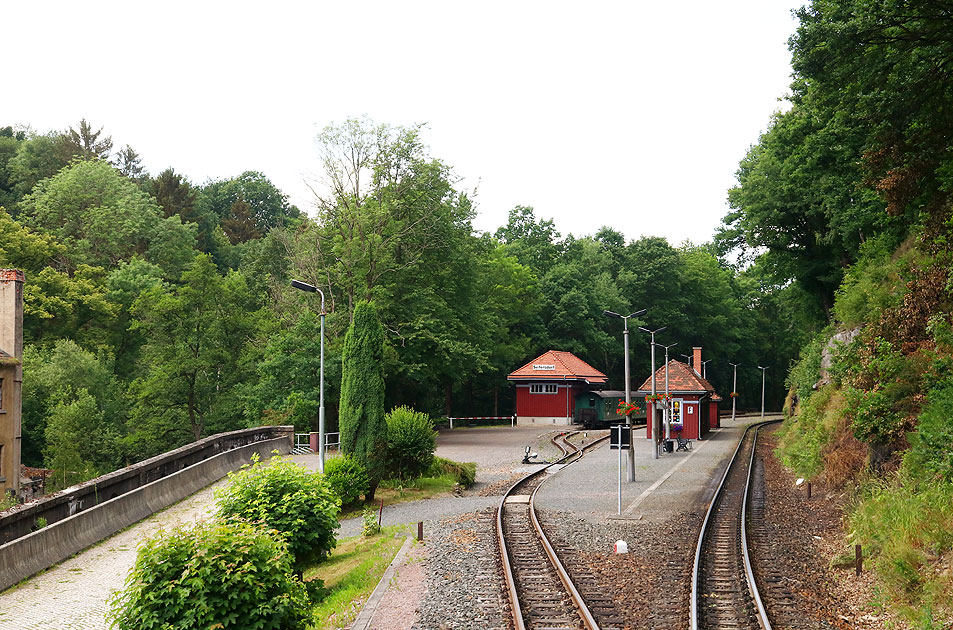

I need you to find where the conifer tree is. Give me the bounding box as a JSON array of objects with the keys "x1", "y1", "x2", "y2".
[{"x1": 339, "y1": 300, "x2": 387, "y2": 499}]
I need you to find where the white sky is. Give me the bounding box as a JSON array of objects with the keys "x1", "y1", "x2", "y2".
[{"x1": 6, "y1": 1, "x2": 801, "y2": 245}]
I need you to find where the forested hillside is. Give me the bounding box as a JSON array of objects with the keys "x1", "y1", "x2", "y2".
[
  {"x1": 721, "y1": 2, "x2": 953, "y2": 625},
  {"x1": 1, "y1": 117, "x2": 800, "y2": 491}
]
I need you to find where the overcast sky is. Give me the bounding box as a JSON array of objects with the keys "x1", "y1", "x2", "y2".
[{"x1": 6, "y1": 1, "x2": 802, "y2": 245}]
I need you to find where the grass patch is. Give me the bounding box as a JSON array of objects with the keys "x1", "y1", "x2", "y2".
[
  {"x1": 338, "y1": 462, "x2": 474, "y2": 519},
  {"x1": 848, "y1": 478, "x2": 953, "y2": 627},
  {"x1": 305, "y1": 527, "x2": 408, "y2": 629}
]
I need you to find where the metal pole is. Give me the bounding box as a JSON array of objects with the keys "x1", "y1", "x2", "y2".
[
  {"x1": 607, "y1": 309, "x2": 646, "y2": 483},
  {"x1": 650, "y1": 333, "x2": 657, "y2": 459},
  {"x1": 658, "y1": 343, "x2": 675, "y2": 441},
  {"x1": 319, "y1": 308, "x2": 326, "y2": 473},
  {"x1": 291, "y1": 279, "x2": 326, "y2": 474},
  {"x1": 730, "y1": 362, "x2": 739, "y2": 423},
  {"x1": 623, "y1": 320, "x2": 635, "y2": 481}
]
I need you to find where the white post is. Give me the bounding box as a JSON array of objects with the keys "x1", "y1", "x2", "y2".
[
  {"x1": 617, "y1": 428, "x2": 623, "y2": 515},
  {"x1": 730, "y1": 362, "x2": 739, "y2": 422}
]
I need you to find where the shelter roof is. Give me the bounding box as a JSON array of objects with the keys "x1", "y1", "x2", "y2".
[
  {"x1": 635, "y1": 360, "x2": 716, "y2": 395},
  {"x1": 508, "y1": 350, "x2": 608, "y2": 384}
]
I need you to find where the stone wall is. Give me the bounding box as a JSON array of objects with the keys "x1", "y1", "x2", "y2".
[{"x1": 0, "y1": 425, "x2": 292, "y2": 591}]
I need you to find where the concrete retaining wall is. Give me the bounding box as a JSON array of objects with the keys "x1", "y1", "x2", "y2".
[{"x1": 0, "y1": 426, "x2": 292, "y2": 591}]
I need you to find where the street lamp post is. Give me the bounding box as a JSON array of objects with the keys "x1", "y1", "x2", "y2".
[
  {"x1": 657, "y1": 342, "x2": 676, "y2": 440},
  {"x1": 701, "y1": 359, "x2": 711, "y2": 380},
  {"x1": 680, "y1": 353, "x2": 693, "y2": 369},
  {"x1": 638, "y1": 326, "x2": 667, "y2": 460},
  {"x1": 605, "y1": 309, "x2": 647, "y2": 482},
  {"x1": 292, "y1": 280, "x2": 327, "y2": 473},
  {"x1": 729, "y1": 362, "x2": 740, "y2": 422},
  {"x1": 758, "y1": 365, "x2": 768, "y2": 420}
]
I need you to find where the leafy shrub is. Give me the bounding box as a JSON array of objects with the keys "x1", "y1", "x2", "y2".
[
  {"x1": 427, "y1": 456, "x2": 476, "y2": 488},
  {"x1": 833, "y1": 233, "x2": 909, "y2": 327},
  {"x1": 361, "y1": 506, "x2": 380, "y2": 537},
  {"x1": 385, "y1": 406, "x2": 437, "y2": 479},
  {"x1": 775, "y1": 387, "x2": 844, "y2": 479},
  {"x1": 785, "y1": 330, "x2": 828, "y2": 407},
  {"x1": 323, "y1": 454, "x2": 370, "y2": 506},
  {"x1": 215, "y1": 454, "x2": 340, "y2": 572},
  {"x1": 904, "y1": 383, "x2": 953, "y2": 485},
  {"x1": 109, "y1": 520, "x2": 310, "y2": 630},
  {"x1": 844, "y1": 337, "x2": 922, "y2": 444}
]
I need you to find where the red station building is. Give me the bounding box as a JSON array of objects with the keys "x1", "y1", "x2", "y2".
[
  {"x1": 636, "y1": 347, "x2": 721, "y2": 441},
  {"x1": 508, "y1": 350, "x2": 607, "y2": 426}
]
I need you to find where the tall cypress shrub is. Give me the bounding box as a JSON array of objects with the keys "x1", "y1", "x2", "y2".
[{"x1": 339, "y1": 300, "x2": 387, "y2": 499}]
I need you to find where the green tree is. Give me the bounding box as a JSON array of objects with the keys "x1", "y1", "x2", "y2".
[
  {"x1": 244, "y1": 311, "x2": 329, "y2": 432},
  {"x1": 21, "y1": 339, "x2": 124, "y2": 474},
  {"x1": 18, "y1": 159, "x2": 197, "y2": 275},
  {"x1": 201, "y1": 171, "x2": 301, "y2": 241},
  {"x1": 5, "y1": 133, "x2": 71, "y2": 207},
  {"x1": 339, "y1": 300, "x2": 387, "y2": 499},
  {"x1": 494, "y1": 205, "x2": 563, "y2": 275},
  {"x1": 57, "y1": 118, "x2": 112, "y2": 162},
  {"x1": 129, "y1": 255, "x2": 260, "y2": 457}
]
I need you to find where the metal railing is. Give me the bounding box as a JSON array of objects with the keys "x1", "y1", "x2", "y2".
[
  {"x1": 447, "y1": 415, "x2": 516, "y2": 429},
  {"x1": 293, "y1": 432, "x2": 341, "y2": 455}
]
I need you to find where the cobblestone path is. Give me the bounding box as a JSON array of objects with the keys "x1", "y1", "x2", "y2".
[{"x1": 0, "y1": 480, "x2": 226, "y2": 630}]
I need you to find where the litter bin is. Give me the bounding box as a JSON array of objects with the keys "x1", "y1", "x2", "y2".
[{"x1": 663, "y1": 440, "x2": 674, "y2": 453}]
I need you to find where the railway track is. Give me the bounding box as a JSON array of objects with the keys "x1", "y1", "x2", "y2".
[
  {"x1": 691, "y1": 420, "x2": 781, "y2": 630},
  {"x1": 497, "y1": 430, "x2": 621, "y2": 630}
]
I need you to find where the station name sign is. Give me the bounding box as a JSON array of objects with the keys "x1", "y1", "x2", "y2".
[{"x1": 532, "y1": 364, "x2": 556, "y2": 370}]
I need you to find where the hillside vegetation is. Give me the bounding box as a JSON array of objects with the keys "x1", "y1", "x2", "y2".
[{"x1": 721, "y1": 2, "x2": 953, "y2": 626}]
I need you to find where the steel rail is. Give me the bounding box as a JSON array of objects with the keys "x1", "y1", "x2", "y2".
[
  {"x1": 496, "y1": 430, "x2": 608, "y2": 630},
  {"x1": 690, "y1": 420, "x2": 780, "y2": 630},
  {"x1": 741, "y1": 422, "x2": 779, "y2": 630}
]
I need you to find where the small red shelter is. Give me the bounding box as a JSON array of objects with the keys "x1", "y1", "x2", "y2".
[
  {"x1": 636, "y1": 347, "x2": 720, "y2": 440},
  {"x1": 508, "y1": 350, "x2": 607, "y2": 426}
]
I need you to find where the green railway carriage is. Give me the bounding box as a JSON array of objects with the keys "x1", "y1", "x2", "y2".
[{"x1": 573, "y1": 390, "x2": 646, "y2": 428}]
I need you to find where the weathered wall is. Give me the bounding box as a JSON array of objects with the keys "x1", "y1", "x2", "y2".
[{"x1": 0, "y1": 425, "x2": 292, "y2": 591}]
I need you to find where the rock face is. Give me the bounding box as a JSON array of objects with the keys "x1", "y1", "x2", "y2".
[{"x1": 817, "y1": 327, "x2": 861, "y2": 388}]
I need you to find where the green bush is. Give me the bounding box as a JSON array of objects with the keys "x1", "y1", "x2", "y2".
[
  {"x1": 905, "y1": 382, "x2": 953, "y2": 485},
  {"x1": 832, "y1": 233, "x2": 910, "y2": 327},
  {"x1": 427, "y1": 456, "x2": 476, "y2": 488},
  {"x1": 109, "y1": 520, "x2": 310, "y2": 630},
  {"x1": 215, "y1": 454, "x2": 340, "y2": 572},
  {"x1": 785, "y1": 330, "x2": 828, "y2": 407},
  {"x1": 385, "y1": 405, "x2": 437, "y2": 479},
  {"x1": 323, "y1": 454, "x2": 370, "y2": 506}
]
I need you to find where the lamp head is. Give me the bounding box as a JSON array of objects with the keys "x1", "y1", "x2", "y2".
[
  {"x1": 604, "y1": 310, "x2": 622, "y2": 318},
  {"x1": 291, "y1": 280, "x2": 318, "y2": 293}
]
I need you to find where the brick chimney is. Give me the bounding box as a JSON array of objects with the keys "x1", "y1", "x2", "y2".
[
  {"x1": 693, "y1": 347, "x2": 702, "y2": 376},
  {"x1": 0, "y1": 269, "x2": 24, "y2": 497}
]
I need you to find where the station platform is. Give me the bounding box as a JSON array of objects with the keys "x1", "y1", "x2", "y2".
[{"x1": 535, "y1": 415, "x2": 782, "y2": 523}]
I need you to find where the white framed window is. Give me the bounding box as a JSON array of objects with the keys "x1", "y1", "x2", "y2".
[{"x1": 530, "y1": 383, "x2": 558, "y2": 394}]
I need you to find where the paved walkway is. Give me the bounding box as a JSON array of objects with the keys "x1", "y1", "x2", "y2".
[{"x1": 0, "y1": 480, "x2": 227, "y2": 630}]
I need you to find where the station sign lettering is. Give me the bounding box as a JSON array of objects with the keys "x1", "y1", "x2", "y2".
[{"x1": 532, "y1": 364, "x2": 556, "y2": 370}]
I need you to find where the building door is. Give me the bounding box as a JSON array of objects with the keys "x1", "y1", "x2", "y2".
[{"x1": 683, "y1": 402, "x2": 699, "y2": 438}]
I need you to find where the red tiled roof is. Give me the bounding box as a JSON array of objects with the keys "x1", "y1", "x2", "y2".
[
  {"x1": 635, "y1": 360, "x2": 716, "y2": 394},
  {"x1": 508, "y1": 350, "x2": 608, "y2": 383}
]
